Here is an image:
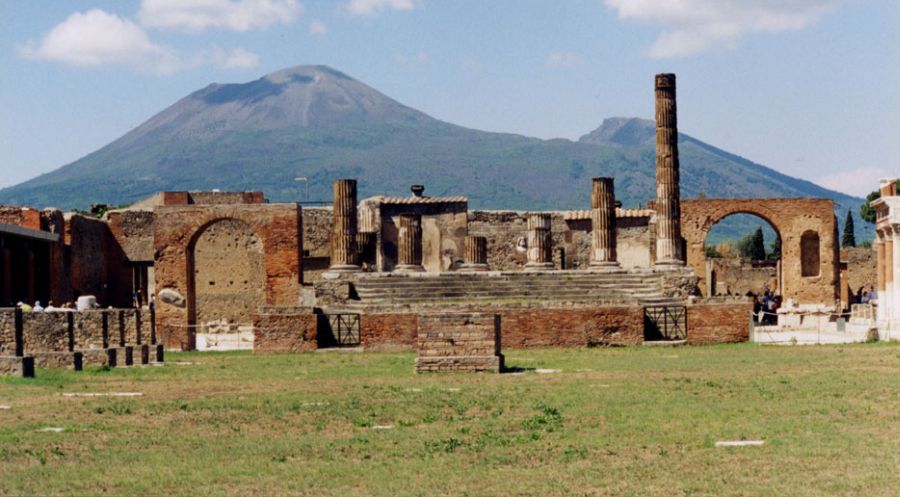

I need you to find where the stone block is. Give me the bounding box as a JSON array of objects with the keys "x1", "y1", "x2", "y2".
[
  {"x1": 116, "y1": 346, "x2": 134, "y2": 366},
  {"x1": 416, "y1": 313, "x2": 503, "y2": 373},
  {"x1": 81, "y1": 348, "x2": 117, "y2": 367},
  {"x1": 0, "y1": 355, "x2": 34, "y2": 377},
  {"x1": 137, "y1": 344, "x2": 150, "y2": 365},
  {"x1": 31, "y1": 351, "x2": 83, "y2": 371}
]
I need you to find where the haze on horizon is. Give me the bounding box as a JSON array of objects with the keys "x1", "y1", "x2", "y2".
[{"x1": 0, "y1": 0, "x2": 897, "y2": 197}]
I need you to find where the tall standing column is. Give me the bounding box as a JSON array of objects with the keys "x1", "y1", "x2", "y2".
[
  {"x1": 885, "y1": 227, "x2": 894, "y2": 323},
  {"x1": 396, "y1": 214, "x2": 424, "y2": 272},
  {"x1": 329, "y1": 179, "x2": 360, "y2": 271},
  {"x1": 875, "y1": 233, "x2": 885, "y2": 294},
  {"x1": 460, "y1": 236, "x2": 489, "y2": 272},
  {"x1": 590, "y1": 177, "x2": 621, "y2": 269},
  {"x1": 525, "y1": 213, "x2": 553, "y2": 270},
  {"x1": 654, "y1": 73, "x2": 685, "y2": 267},
  {"x1": 892, "y1": 225, "x2": 900, "y2": 322}
]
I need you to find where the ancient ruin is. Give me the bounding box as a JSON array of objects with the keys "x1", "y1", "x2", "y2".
[
  {"x1": 1, "y1": 72, "x2": 883, "y2": 376},
  {"x1": 872, "y1": 178, "x2": 899, "y2": 339}
]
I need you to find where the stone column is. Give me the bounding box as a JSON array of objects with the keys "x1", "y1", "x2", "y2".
[
  {"x1": 654, "y1": 73, "x2": 685, "y2": 267},
  {"x1": 525, "y1": 213, "x2": 553, "y2": 270},
  {"x1": 460, "y1": 236, "x2": 489, "y2": 272},
  {"x1": 590, "y1": 177, "x2": 621, "y2": 270},
  {"x1": 396, "y1": 214, "x2": 424, "y2": 272},
  {"x1": 875, "y1": 232, "x2": 885, "y2": 294},
  {"x1": 885, "y1": 227, "x2": 894, "y2": 324},
  {"x1": 329, "y1": 179, "x2": 360, "y2": 271},
  {"x1": 893, "y1": 225, "x2": 900, "y2": 322}
]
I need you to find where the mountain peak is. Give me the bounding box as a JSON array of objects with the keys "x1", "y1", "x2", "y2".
[{"x1": 578, "y1": 117, "x2": 655, "y2": 147}]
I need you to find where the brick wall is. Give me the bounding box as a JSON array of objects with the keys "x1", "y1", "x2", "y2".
[
  {"x1": 416, "y1": 313, "x2": 502, "y2": 373},
  {"x1": 686, "y1": 299, "x2": 753, "y2": 345},
  {"x1": 358, "y1": 305, "x2": 645, "y2": 350},
  {"x1": 252, "y1": 307, "x2": 318, "y2": 352}
]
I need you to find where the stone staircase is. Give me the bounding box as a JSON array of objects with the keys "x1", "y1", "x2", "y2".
[{"x1": 326, "y1": 270, "x2": 685, "y2": 312}]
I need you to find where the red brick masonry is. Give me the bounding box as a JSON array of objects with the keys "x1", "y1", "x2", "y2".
[{"x1": 416, "y1": 313, "x2": 503, "y2": 373}]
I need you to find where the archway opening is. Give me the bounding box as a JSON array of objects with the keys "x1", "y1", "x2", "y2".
[
  {"x1": 702, "y1": 213, "x2": 781, "y2": 300},
  {"x1": 188, "y1": 218, "x2": 265, "y2": 349}
]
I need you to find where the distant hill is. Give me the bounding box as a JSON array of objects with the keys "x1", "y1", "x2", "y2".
[{"x1": 0, "y1": 65, "x2": 870, "y2": 241}]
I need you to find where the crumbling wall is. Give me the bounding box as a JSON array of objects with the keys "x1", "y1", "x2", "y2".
[
  {"x1": 107, "y1": 210, "x2": 155, "y2": 262},
  {"x1": 709, "y1": 258, "x2": 777, "y2": 296},
  {"x1": 842, "y1": 247, "x2": 876, "y2": 297},
  {"x1": 301, "y1": 207, "x2": 332, "y2": 282},
  {"x1": 66, "y1": 214, "x2": 132, "y2": 307},
  {"x1": 686, "y1": 299, "x2": 753, "y2": 344},
  {"x1": 467, "y1": 211, "x2": 652, "y2": 270},
  {"x1": 252, "y1": 306, "x2": 318, "y2": 352}
]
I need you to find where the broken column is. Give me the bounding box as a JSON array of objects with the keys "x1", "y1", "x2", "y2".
[
  {"x1": 396, "y1": 213, "x2": 424, "y2": 272},
  {"x1": 329, "y1": 179, "x2": 360, "y2": 271},
  {"x1": 525, "y1": 213, "x2": 553, "y2": 270},
  {"x1": 654, "y1": 73, "x2": 685, "y2": 267},
  {"x1": 460, "y1": 236, "x2": 489, "y2": 272},
  {"x1": 590, "y1": 177, "x2": 620, "y2": 270}
]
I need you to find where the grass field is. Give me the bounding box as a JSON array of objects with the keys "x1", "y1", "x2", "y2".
[{"x1": 1, "y1": 343, "x2": 899, "y2": 497}]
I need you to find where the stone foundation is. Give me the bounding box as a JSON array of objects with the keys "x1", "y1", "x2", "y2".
[
  {"x1": 31, "y1": 351, "x2": 83, "y2": 371},
  {"x1": 416, "y1": 313, "x2": 503, "y2": 373},
  {"x1": 0, "y1": 356, "x2": 34, "y2": 377},
  {"x1": 252, "y1": 307, "x2": 318, "y2": 352}
]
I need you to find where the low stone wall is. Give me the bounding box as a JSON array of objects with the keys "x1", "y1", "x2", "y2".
[
  {"x1": 358, "y1": 305, "x2": 645, "y2": 350},
  {"x1": 686, "y1": 299, "x2": 753, "y2": 345},
  {"x1": 0, "y1": 356, "x2": 34, "y2": 377},
  {"x1": 416, "y1": 313, "x2": 503, "y2": 373},
  {"x1": 0, "y1": 308, "x2": 158, "y2": 370},
  {"x1": 252, "y1": 307, "x2": 318, "y2": 353}
]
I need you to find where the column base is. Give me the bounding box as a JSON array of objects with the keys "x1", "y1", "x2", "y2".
[
  {"x1": 394, "y1": 264, "x2": 425, "y2": 273},
  {"x1": 588, "y1": 261, "x2": 623, "y2": 272},
  {"x1": 654, "y1": 259, "x2": 686, "y2": 269},
  {"x1": 326, "y1": 264, "x2": 361, "y2": 273},
  {"x1": 524, "y1": 262, "x2": 554, "y2": 271},
  {"x1": 459, "y1": 263, "x2": 490, "y2": 273}
]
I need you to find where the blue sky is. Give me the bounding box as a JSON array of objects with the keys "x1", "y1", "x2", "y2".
[{"x1": 0, "y1": 0, "x2": 897, "y2": 196}]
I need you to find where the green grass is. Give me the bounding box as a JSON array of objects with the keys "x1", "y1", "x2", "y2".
[{"x1": 1, "y1": 343, "x2": 898, "y2": 496}]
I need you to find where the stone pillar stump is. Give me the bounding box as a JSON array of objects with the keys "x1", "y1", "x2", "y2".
[
  {"x1": 396, "y1": 213, "x2": 424, "y2": 272},
  {"x1": 460, "y1": 236, "x2": 490, "y2": 272},
  {"x1": 525, "y1": 213, "x2": 553, "y2": 271},
  {"x1": 590, "y1": 177, "x2": 621, "y2": 270}
]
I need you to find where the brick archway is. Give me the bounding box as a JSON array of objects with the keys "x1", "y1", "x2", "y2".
[
  {"x1": 681, "y1": 198, "x2": 839, "y2": 305},
  {"x1": 153, "y1": 204, "x2": 302, "y2": 350}
]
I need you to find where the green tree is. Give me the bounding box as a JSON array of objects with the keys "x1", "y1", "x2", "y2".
[
  {"x1": 860, "y1": 179, "x2": 900, "y2": 223},
  {"x1": 737, "y1": 227, "x2": 766, "y2": 261},
  {"x1": 842, "y1": 210, "x2": 856, "y2": 247},
  {"x1": 768, "y1": 232, "x2": 782, "y2": 261}
]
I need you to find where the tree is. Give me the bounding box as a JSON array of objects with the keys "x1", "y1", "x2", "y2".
[
  {"x1": 860, "y1": 179, "x2": 900, "y2": 224},
  {"x1": 768, "y1": 232, "x2": 782, "y2": 261},
  {"x1": 738, "y1": 227, "x2": 766, "y2": 261},
  {"x1": 842, "y1": 210, "x2": 856, "y2": 247}
]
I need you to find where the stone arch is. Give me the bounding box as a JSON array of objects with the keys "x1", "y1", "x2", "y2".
[
  {"x1": 681, "y1": 198, "x2": 839, "y2": 305},
  {"x1": 187, "y1": 218, "x2": 266, "y2": 336}
]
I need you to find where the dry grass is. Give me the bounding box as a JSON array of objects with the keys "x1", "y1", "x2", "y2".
[{"x1": 1, "y1": 343, "x2": 899, "y2": 496}]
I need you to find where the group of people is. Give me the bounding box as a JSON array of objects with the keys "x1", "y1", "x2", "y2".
[
  {"x1": 855, "y1": 285, "x2": 878, "y2": 305},
  {"x1": 15, "y1": 300, "x2": 76, "y2": 312},
  {"x1": 748, "y1": 289, "x2": 781, "y2": 325}
]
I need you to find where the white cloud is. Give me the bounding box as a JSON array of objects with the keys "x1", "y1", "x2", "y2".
[
  {"x1": 604, "y1": 0, "x2": 839, "y2": 58},
  {"x1": 138, "y1": 0, "x2": 302, "y2": 32},
  {"x1": 309, "y1": 19, "x2": 328, "y2": 35},
  {"x1": 345, "y1": 0, "x2": 417, "y2": 16},
  {"x1": 545, "y1": 52, "x2": 581, "y2": 68},
  {"x1": 19, "y1": 9, "x2": 181, "y2": 74},
  {"x1": 209, "y1": 47, "x2": 260, "y2": 69},
  {"x1": 817, "y1": 167, "x2": 891, "y2": 198}
]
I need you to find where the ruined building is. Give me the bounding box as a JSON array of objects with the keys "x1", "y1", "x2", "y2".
[
  {"x1": 1, "y1": 73, "x2": 857, "y2": 364},
  {"x1": 871, "y1": 178, "x2": 900, "y2": 339}
]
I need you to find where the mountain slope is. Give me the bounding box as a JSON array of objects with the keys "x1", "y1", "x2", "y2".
[{"x1": 0, "y1": 65, "x2": 867, "y2": 239}]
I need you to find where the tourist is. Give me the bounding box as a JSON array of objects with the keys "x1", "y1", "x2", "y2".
[
  {"x1": 16, "y1": 301, "x2": 33, "y2": 313},
  {"x1": 33, "y1": 301, "x2": 44, "y2": 312},
  {"x1": 868, "y1": 285, "x2": 878, "y2": 303},
  {"x1": 132, "y1": 288, "x2": 143, "y2": 308},
  {"x1": 861, "y1": 291, "x2": 870, "y2": 304}
]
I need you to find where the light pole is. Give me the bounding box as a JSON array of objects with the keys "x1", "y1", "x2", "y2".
[{"x1": 294, "y1": 176, "x2": 309, "y2": 201}]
